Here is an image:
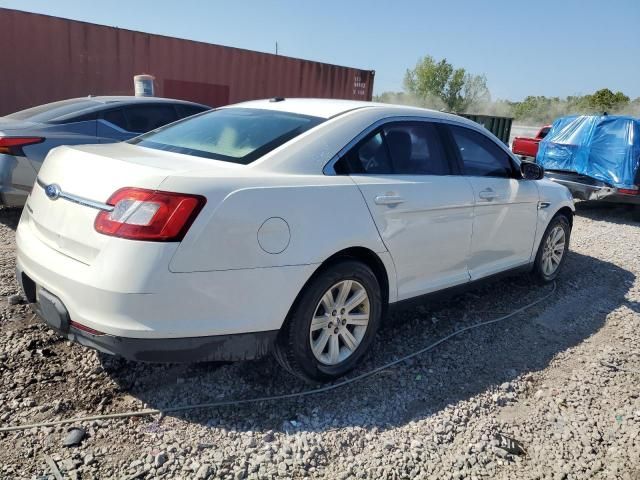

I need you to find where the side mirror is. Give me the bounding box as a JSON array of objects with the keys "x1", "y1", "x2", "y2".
[{"x1": 520, "y1": 161, "x2": 544, "y2": 180}]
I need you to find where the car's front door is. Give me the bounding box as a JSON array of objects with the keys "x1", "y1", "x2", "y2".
[
  {"x1": 334, "y1": 121, "x2": 475, "y2": 300},
  {"x1": 444, "y1": 124, "x2": 539, "y2": 280}
]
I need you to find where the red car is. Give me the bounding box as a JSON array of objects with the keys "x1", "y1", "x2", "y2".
[{"x1": 512, "y1": 125, "x2": 551, "y2": 159}]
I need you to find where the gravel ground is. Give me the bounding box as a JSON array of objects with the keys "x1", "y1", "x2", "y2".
[{"x1": 1, "y1": 202, "x2": 639, "y2": 479}]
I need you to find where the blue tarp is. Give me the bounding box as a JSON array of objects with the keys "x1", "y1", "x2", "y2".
[{"x1": 536, "y1": 115, "x2": 640, "y2": 188}]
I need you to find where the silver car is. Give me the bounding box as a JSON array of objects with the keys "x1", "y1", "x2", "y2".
[{"x1": 0, "y1": 96, "x2": 210, "y2": 207}]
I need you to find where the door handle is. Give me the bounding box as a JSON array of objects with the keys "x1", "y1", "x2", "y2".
[
  {"x1": 478, "y1": 188, "x2": 498, "y2": 201},
  {"x1": 374, "y1": 194, "x2": 406, "y2": 206}
]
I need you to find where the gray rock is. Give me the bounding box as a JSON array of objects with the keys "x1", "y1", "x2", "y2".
[
  {"x1": 62, "y1": 427, "x2": 86, "y2": 447},
  {"x1": 154, "y1": 452, "x2": 168, "y2": 468},
  {"x1": 195, "y1": 464, "x2": 211, "y2": 479}
]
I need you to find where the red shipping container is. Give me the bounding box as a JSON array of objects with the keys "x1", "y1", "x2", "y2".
[{"x1": 0, "y1": 8, "x2": 375, "y2": 115}]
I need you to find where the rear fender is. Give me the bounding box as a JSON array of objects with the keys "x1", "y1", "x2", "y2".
[{"x1": 167, "y1": 179, "x2": 389, "y2": 274}]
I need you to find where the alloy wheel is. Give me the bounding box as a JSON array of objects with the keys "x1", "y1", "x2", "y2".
[
  {"x1": 309, "y1": 280, "x2": 370, "y2": 365},
  {"x1": 541, "y1": 225, "x2": 566, "y2": 276}
]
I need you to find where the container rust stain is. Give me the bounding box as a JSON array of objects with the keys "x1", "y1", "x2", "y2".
[{"x1": 0, "y1": 8, "x2": 375, "y2": 115}]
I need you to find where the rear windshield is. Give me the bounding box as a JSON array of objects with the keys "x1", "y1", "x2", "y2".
[
  {"x1": 130, "y1": 108, "x2": 324, "y2": 164},
  {"x1": 5, "y1": 98, "x2": 99, "y2": 123}
]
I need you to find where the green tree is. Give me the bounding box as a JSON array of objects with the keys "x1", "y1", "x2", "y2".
[
  {"x1": 403, "y1": 56, "x2": 490, "y2": 112},
  {"x1": 587, "y1": 88, "x2": 630, "y2": 113}
]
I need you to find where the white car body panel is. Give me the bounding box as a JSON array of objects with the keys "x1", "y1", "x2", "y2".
[
  {"x1": 466, "y1": 177, "x2": 539, "y2": 279},
  {"x1": 531, "y1": 179, "x2": 575, "y2": 254},
  {"x1": 350, "y1": 174, "x2": 474, "y2": 300},
  {"x1": 165, "y1": 179, "x2": 388, "y2": 272},
  {"x1": 15, "y1": 99, "x2": 574, "y2": 351}
]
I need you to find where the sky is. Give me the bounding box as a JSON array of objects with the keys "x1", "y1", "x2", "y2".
[{"x1": 1, "y1": 0, "x2": 639, "y2": 101}]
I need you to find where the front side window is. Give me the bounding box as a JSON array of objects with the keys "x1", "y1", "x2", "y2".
[
  {"x1": 334, "y1": 122, "x2": 452, "y2": 175},
  {"x1": 448, "y1": 125, "x2": 515, "y2": 178},
  {"x1": 131, "y1": 108, "x2": 324, "y2": 164}
]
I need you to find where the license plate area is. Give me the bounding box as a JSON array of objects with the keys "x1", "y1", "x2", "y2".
[{"x1": 35, "y1": 287, "x2": 70, "y2": 333}]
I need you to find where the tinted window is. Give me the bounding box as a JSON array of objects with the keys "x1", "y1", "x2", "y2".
[
  {"x1": 449, "y1": 125, "x2": 514, "y2": 178},
  {"x1": 383, "y1": 124, "x2": 451, "y2": 175},
  {"x1": 335, "y1": 122, "x2": 451, "y2": 175},
  {"x1": 131, "y1": 108, "x2": 324, "y2": 164},
  {"x1": 540, "y1": 127, "x2": 551, "y2": 139},
  {"x1": 61, "y1": 111, "x2": 98, "y2": 123},
  {"x1": 176, "y1": 104, "x2": 209, "y2": 119},
  {"x1": 336, "y1": 132, "x2": 392, "y2": 174},
  {"x1": 123, "y1": 104, "x2": 178, "y2": 133},
  {"x1": 101, "y1": 109, "x2": 128, "y2": 130},
  {"x1": 5, "y1": 98, "x2": 99, "y2": 123}
]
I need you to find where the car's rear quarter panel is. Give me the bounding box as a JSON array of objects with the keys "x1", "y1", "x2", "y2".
[{"x1": 165, "y1": 175, "x2": 389, "y2": 272}]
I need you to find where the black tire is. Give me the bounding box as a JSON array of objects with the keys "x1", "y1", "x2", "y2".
[
  {"x1": 532, "y1": 214, "x2": 571, "y2": 283},
  {"x1": 273, "y1": 260, "x2": 383, "y2": 383}
]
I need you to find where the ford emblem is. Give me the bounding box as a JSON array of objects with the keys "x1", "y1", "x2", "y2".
[{"x1": 45, "y1": 183, "x2": 61, "y2": 200}]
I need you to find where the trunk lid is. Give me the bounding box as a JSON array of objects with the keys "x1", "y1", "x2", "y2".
[{"x1": 26, "y1": 143, "x2": 213, "y2": 264}]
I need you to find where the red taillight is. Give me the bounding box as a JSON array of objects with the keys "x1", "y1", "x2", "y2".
[
  {"x1": 70, "y1": 320, "x2": 105, "y2": 336},
  {"x1": 94, "y1": 187, "x2": 206, "y2": 242},
  {"x1": 0, "y1": 136, "x2": 44, "y2": 154},
  {"x1": 618, "y1": 188, "x2": 639, "y2": 196}
]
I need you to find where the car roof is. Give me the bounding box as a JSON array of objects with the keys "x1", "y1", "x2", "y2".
[
  {"x1": 227, "y1": 98, "x2": 475, "y2": 124},
  {"x1": 48, "y1": 97, "x2": 211, "y2": 123},
  {"x1": 3, "y1": 96, "x2": 211, "y2": 124},
  {"x1": 84, "y1": 96, "x2": 209, "y2": 107}
]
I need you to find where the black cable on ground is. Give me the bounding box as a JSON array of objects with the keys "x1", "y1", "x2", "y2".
[{"x1": 0, "y1": 282, "x2": 556, "y2": 434}]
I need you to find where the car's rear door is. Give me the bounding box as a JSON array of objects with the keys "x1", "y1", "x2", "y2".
[
  {"x1": 443, "y1": 123, "x2": 539, "y2": 280},
  {"x1": 335, "y1": 120, "x2": 474, "y2": 300}
]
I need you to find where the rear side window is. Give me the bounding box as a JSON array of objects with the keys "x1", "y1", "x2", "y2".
[
  {"x1": 59, "y1": 111, "x2": 98, "y2": 123},
  {"x1": 448, "y1": 125, "x2": 515, "y2": 178},
  {"x1": 131, "y1": 108, "x2": 324, "y2": 164},
  {"x1": 334, "y1": 122, "x2": 452, "y2": 175},
  {"x1": 101, "y1": 109, "x2": 128, "y2": 130},
  {"x1": 175, "y1": 104, "x2": 209, "y2": 119},
  {"x1": 539, "y1": 127, "x2": 550, "y2": 139},
  {"x1": 122, "y1": 104, "x2": 179, "y2": 133},
  {"x1": 336, "y1": 132, "x2": 392, "y2": 174}
]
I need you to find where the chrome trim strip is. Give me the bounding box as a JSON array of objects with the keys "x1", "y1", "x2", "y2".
[{"x1": 36, "y1": 178, "x2": 114, "y2": 212}]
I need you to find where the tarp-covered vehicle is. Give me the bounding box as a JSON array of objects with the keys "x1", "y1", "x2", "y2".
[{"x1": 536, "y1": 115, "x2": 640, "y2": 206}]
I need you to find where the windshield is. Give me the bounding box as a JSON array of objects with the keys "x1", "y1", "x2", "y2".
[
  {"x1": 5, "y1": 98, "x2": 99, "y2": 122},
  {"x1": 130, "y1": 107, "x2": 324, "y2": 164}
]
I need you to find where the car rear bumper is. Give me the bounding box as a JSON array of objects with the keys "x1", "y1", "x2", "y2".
[
  {"x1": 18, "y1": 272, "x2": 278, "y2": 362},
  {"x1": 16, "y1": 211, "x2": 318, "y2": 342}
]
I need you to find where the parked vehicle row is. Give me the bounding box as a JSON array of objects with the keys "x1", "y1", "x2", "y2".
[
  {"x1": 15, "y1": 99, "x2": 574, "y2": 382},
  {"x1": 0, "y1": 96, "x2": 210, "y2": 207}
]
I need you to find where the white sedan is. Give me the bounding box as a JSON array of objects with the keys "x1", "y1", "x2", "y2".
[{"x1": 15, "y1": 99, "x2": 574, "y2": 382}]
